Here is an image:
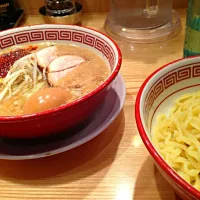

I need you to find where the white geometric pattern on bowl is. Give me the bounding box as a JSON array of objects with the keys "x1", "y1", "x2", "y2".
[
  {"x1": 0, "y1": 25, "x2": 116, "y2": 69},
  {"x1": 142, "y1": 59, "x2": 200, "y2": 136}
]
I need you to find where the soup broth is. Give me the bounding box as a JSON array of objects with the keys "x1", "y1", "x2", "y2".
[{"x1": 0, "y1": 43, "x2": 110, "y2": 116}]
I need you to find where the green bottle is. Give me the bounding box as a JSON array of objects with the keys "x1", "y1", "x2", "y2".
[{"x1": 184, "y1": 0, "x2": 200, "y2": 57}]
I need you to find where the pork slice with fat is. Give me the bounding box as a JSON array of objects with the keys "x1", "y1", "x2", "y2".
[
  {"x1": 47, "y1": 55, "x2": 85, "y2": 86},
  {"x1": 36, "y1": 46, "x2": 59, "y2": 69}
]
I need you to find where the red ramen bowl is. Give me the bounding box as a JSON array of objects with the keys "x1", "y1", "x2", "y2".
[
  {"x1": 135, "y1": 56, "x2": 200, "y2": 200},
  {"x1": 0, "y1": 24, "x2": 121, "y2": 139}
]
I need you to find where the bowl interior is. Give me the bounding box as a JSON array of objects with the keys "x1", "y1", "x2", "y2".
[
  {"x1": 140, "y1": 56, "x2": 200, "y2": 137},
  {"x1": 0, "y1": 24, "x2": 118, "y2": 72}
]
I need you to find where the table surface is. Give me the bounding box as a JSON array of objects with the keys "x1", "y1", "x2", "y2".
[{"x1": 0, "y1": 9, "x2": 186, "y2": 200}]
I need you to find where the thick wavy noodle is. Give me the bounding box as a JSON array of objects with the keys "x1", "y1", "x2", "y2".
[{"x1": 152, "y1": 91, "x2": 200, "y2": 191}]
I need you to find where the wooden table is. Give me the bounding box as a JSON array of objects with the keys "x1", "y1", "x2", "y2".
[{"x1": 0, "y1": 9, "x2": 186, "y2": 200}]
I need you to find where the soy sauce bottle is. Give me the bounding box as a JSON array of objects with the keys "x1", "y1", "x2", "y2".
[{"x1": 0, "y1": 0, "x2": 16, "y2": 26}]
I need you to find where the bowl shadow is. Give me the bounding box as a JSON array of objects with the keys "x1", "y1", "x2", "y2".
[
  {"x1": 133, "y1": 156, "x2": 177, "y2": 200},
  {"x1": 0, "y1": 110, "x2": 125, "y2": 187}
]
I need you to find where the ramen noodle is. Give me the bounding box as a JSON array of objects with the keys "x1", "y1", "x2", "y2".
[{"x1": 152, "y1": 91, "x2": 200, "y2": 190}]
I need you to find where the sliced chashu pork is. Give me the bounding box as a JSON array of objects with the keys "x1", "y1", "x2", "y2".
[
  {"x1": 36, "y1": 46, "x2": 58, "y2": 69},
  {"x1": 47, "y1": 55, "x2": 85, "y2": 86}
]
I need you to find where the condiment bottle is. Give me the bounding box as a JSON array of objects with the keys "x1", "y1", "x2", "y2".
[
  {"x1": 45, "y1": 0, "x2": 76, "y2": 16},
  {"x1": 184, "y1": 0, "x2": 200, "y2": 57},
  {"x1": 0, "y1": 0, "x2": 16, "y2": 25}
]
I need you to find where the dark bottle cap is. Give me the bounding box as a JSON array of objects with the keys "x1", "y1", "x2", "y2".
[{"x1": 45, "y1": 0, "x2": 77, "y2": 16}]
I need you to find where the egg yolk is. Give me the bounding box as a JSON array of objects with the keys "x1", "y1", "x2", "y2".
[{"x1": 24, "y1": 87, "x2": 71, "y2": 114}]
